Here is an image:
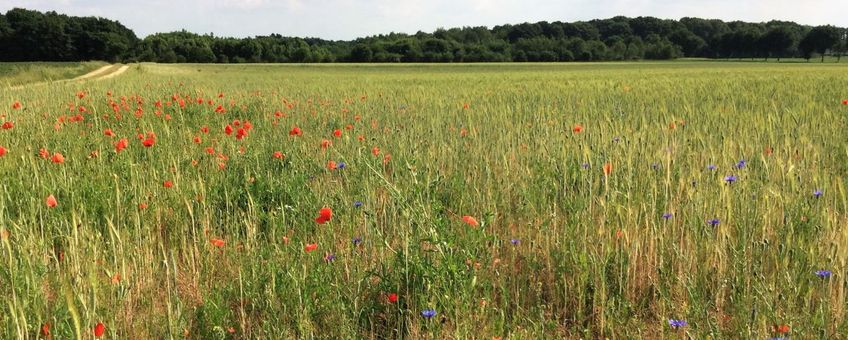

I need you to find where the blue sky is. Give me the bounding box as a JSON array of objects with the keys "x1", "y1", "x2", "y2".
[{"x1": 1, "y1": 0, "x2": 845, "y2": 40}]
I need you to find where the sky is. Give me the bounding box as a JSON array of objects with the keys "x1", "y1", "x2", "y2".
[{"x1": 0, "y1": 0, "x2": 845, "y2": 40}]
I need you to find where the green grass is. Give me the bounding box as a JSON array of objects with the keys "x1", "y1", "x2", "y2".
[
  {"x1": 1, "y1": 62, "x2": 847, "y2": 338},
  {"x1": 0, "y1": 61, "x2": 108, "y2": 87}
]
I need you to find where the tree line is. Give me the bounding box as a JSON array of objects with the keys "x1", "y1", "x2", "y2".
[{"x1": 1, "y1": 8, "x2": 846, "y2": 63}]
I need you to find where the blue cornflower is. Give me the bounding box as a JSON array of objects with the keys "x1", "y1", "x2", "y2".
[
  {"x1": 324, "y1": 253, "x2": 336, "y2": 262},
  {"x1": 581, "y1": 163, "x2": 590, "y2": 169},
  {"x1": 724, "y1": 175, "x2": 737, "y2": 183},
  {"x1": 815, "y1": 270, "x2": 832, "y2": 278},
  {"x1": 354, "y1": 201, "x2": 363, "y2": 208},
  {"x1": 352, "y1": 236, "x2": 362, "y2": 246},
  {"x1": 662, "y1": 213, "x2": 673, "y2": 220},
  {"x1": 707, "y1": 218, "x2": 720, "y2": 227},
  {"x1": 421, "y1": 309, "x2": 437, "y2": 318},
  {"x1": 707, "y1": 164, "x2": 717, "y2": 171},
  {"x1": 337, "y1": 162, "x2": 346, "y2": 169},
  {"x1": 736, "y1": 159, "x2": 746, "y2": 169},
  {"x1": 668, "y1": 319, "x2": 687, "y2": 328},
  {"x1": 510, "y1": 239, "x2": 520, "y2": 245},
  {"x1": 813, "y1": 189, "x2": 822, "y2": 198}
]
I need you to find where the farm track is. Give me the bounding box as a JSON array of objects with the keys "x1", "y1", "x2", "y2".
[{"x1": 7, "y1": 64, "x2": 130, "y2": 90}]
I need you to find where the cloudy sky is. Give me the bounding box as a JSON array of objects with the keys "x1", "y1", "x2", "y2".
[{"x1": 1, "y1": 0, "x2": 845, "y2": 40}]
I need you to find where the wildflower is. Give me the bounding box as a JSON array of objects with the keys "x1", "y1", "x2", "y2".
[
  {"x1": 321, "y1": 139, "x2": 331, "y2": 149},
  {"x1": 11, "y1": 101, "x2": 21, "y2": 110},
  {"x1": 388, "y1": 293, "x2": 398, "y2": 303},
  {"x1": 51, "y1": 153, "x2": 65, "y2": 164},
  {"x1": 813, "y1": 189, "x2": 822, "y2": 198},
  {"x1": 46, "y1": 195, "x2": 58, "y2": 208},
  {"x1": 724, "y1": 175, "x2": 737, "y2": 183},
  {"x1": 707, "y1": 218, "x2": 720, "y2": 227},
  {"x1": 774, "y1": 324, "x2": 790, "y2": 334},
  {"x1": 352, "y1": 236, "x2": 362, "y2": 246},
  {"x1": 842, "y1": 99, "x2": 848, "y2": 105},
  {"x1": 510, "y1": 239, "x2": 520, "y2": 245},
  {"x1": 1, "y1": 121, "x2": 13, "y2": 129},
  {"x1": 0, "y1": 146, "x2": 6, "y2": 157},
  {"x1": 462, "y1": 215, "x2": 479, "y2": 227},
  {"x1": 305, "y1": 243, "x2": 318, "y2": 252},
  {"x1": 94, "y1": 322, "x2": 105, "y2": 337},
  {"x1": 572, "y1": 124, "x2": 583, "y2": 133},
  {"x1": 327, "y1": 160, "x2": 337, "y2": 170},
  {"x1": 372, "y1": 147, "x2": 380, "y2": 156},
  {"x1": 736, "y1": 159, "x2": 746, "y2": 169},
  {"x1": 41, "y1": 323, "x2": 50, "y2": 336},
  {"x1": 315, "y1": 207, "x2": 332, "y2": 224},
  {"x1": 333, "y1": 129, "x2": 342, "y2": 137},
  {"x1": 324, "y1": 253, "x2": 336, "y2": 262},
  {"x1": 289, "y1": 126, "x2": 302, "y2": 136},
  {"x1": 707, "y1": 164, "x2": 716, "y2": 170},
  {"x1": 210, "y1": 238, "x2": 225, "y2": 248},
  {"x1": 104, "y1": 128, "x2": 115, "y2": 137},
  {"x1": 668, "y1": 319, "x2": 687, "y2": 328},
  {"x1": 224, "y1": 125, "x2": 234, "y2": 135},
  {"x1": 603, "y1": 163, "x2": 613, "y2": 176},
  {"x1": 815, "y1": 270, "x2": 832, "y2": 278},
  {"x1": 354, "y1": 201, "x2": 363, "y2": 208},
  {"x1": 163, "y1": 181, "x2": 174, "y2": 188},
  {"x1": 581, "y1": 163, "x2": 590, "y2": 169},
  {"x1": 337, "y1": 162, "x2": 346, "y2": 169},
  {"x1": 662, "y1": 213, "x2": 673, "y2": 220},
  {"x1": 273, "y1": 151, "x2": 284, "y2": 159},
  {"x1": 142, "y1": 137, "x2": 155, "y2": 147},
  {"x1": 421, "y1": 309, "x2": 437, "y2": 318}
]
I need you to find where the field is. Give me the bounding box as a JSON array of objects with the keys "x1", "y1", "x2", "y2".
[
  {"x1": 0, "y1": 62, "x2": 108, "y2": 87},
  {"x1": 1, "y1": 61, "x2": 847, "y2": 339}
]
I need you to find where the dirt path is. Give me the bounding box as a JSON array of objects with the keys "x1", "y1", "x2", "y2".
[{"x1": 8, "y1": 64, "x2": 131, "y2": 90}]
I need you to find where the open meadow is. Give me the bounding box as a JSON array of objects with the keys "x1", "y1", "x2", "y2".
[{"x1": 1, "y1": 61, "x2": 848, "y2": 338}]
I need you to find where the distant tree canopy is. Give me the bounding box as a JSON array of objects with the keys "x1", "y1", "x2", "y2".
[{"x1": 1, "y1": 8, "x2": 846, "y2": 63}]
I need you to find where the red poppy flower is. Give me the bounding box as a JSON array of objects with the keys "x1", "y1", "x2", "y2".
[
  {"x1": 205, "y1": 147, "x2": 215, "y2": 155},
  {"x1": 345, "y1": 124, "x2": 353, "y2": 130},
  {"x1": 46, "y1": 195, "x2": 57, "y2": 208},
  {"x1": 39, "y1": 148, "x2": 49, "y2": 159},
  {"x1": 321, "y1": 139, "x2": 331, "y2": 149},
  {"x1": 11, "y1": 101, "x2": 21, "y2": 110},
  {"x1": 0, "y1": 146, "x2": 6, "y2": 157},
  {"x1": 51, "y1": 153, "x2": 65, "y2": 164},
  {"x1": 774, "y1": 324, "x2": 790, "y2": 334},
  {"x1": 193, "y1": 136, "x2": 201, "y2": 144},
  {"x1": 842, "y1": 99, "x2": 848, "y2": 105},
  {"x1": 327, "y1": 160, "x2": 337, "y2": 170},
  {"x1": 142, "y1": 137, "x2": 155, "y2": 147},
  {"x1": 210, "y1": 238, "x2": 225, "y2": 247},
  {"x1": 462, "y1": 215, "x2": 479, "y2": 227},
  {"x1": 138, "y1": 202, "x2": 148, "y2": 209},
  {"x1": 200, "y1": 126, "x2": 209, "y2": 133},
  {"x1": 273, "y1": 151, "x2": 284, "y2": 159},
  {"x1": 104, "y1": 128, "x2": 115, "y2": 137},
  {"x1": 163, "y1": 181, "x2": 173, "y2": 188},
  {"x1": 236, "y1": 128, "x2": 247, "y2": 140},
  {"x1": 333, "y1": 129, "x2": 342, "y2": 137},
  {"x1": 94, "y1": 322, "x2": 105, "y2": 337},
  {"x1": 2, "y1": 121, "x2": 13, "y2": 129},
  {"x1": 572, "y1": 124, "x2": 583, "y2": 133},
  {"x1": 289, "y1": 126, "x2": 302, "y2": 136},
  {"x1": 315, "y1": 207, "x2": 332, "y2": 224},
  {"x1": 41, "y1": 323, "x2": 50, "y2": 336},
  {"x1": 115, "y1": 138, "x2": 128, "y2": 153},
  {"x1": 603, "y1": 163, "x2": 613, "y2": 176},
  {"x1": 388, "y1": 293, "x2": 398, "y2": 303},
  {"x1": 305, "y1": 243, "x2": 318, "y2": 252},
  {"x1": 372, "y1": 147, "x2": 380, "y2": 156},
  {"x1": 224, "y1": 124, "x2": 234, "y2": 135}
]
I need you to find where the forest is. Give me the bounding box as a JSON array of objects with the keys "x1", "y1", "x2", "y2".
[{"x1": 0, "y1": 8, "x2": 845, "y2": 63}]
